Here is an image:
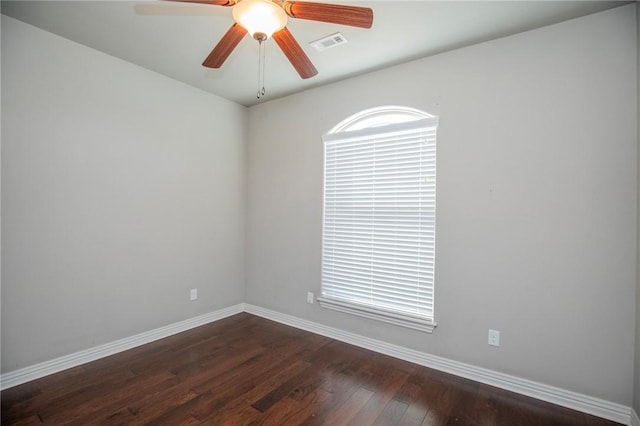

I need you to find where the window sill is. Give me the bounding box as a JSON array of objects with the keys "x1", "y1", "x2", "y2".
[{"x1": 317, "y1": 296, "x2": 437, "y2": 333}]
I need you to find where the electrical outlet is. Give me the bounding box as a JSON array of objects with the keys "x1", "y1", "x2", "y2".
[
  {"x1": 488, "y1": 329, "x2": 500, "y2": 347},
  {"x1": 190, "y1": 288, "x2": 198, "y2": 301},
  {"x1": 307, "y1": 292, "x2": 314, "y2": 304}
]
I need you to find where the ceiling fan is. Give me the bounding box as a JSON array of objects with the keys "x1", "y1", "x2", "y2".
[{"x1": 168, "y1": 0, "x2": 374, "y2": 79}]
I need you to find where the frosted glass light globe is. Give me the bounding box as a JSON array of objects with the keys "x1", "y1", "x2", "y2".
[{"x1": 233, "y1": 0, "x2": 288, "y2": 40}]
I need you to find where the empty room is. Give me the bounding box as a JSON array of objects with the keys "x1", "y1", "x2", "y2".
[{"x1": 1, "y1": 0, "x2": 639, "y2": 424}]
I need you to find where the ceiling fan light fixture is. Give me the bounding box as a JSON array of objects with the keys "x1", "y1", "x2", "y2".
[{"x1": 232, "y1": 0, "x2": 287, "y2": 40}]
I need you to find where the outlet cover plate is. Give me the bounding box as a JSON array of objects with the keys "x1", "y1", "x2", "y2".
[{"x1": 488, "y1": 329, "x2": 500, "y2": 347}]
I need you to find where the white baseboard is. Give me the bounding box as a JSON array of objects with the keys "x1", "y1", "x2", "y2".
[
  {"x1": 0, "y1": 304, "x2": 244, "y2": 390},
  {"x1": 1, "y1": 302, "x2": 633, "y2": 425},
  {"x1": 243, "y1": 304, "x2": 632, "y2": 425}
]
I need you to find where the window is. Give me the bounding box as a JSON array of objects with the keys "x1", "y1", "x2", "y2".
[{"x1": 319, "y1": 106, "x2": 438, "y2": 332}]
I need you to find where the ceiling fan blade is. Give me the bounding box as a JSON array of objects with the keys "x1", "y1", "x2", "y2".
[
  {"x1": 282, "y1": 1, "x2": 373, "y2": 28},
  {"x1": 272, "y1": 27, "x2": 318, "y2": 79},
  {"x1": 165, "y1": 0, "x2": 236, "y2": 6},
  {"x1": 202, "y1": 23, "x2": 247, "y2": 68}
]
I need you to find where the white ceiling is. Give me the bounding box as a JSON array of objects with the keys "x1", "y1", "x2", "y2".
[{"x1": 1, "y1": 0, "x2": 630, "y2": 106}]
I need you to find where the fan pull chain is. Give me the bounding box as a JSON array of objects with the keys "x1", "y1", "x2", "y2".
[{"x1": 256, "y1": 38, "x2": 266, "y2": 99}]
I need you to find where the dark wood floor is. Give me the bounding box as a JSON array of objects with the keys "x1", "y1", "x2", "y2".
[{"x1": 1, "y1": 313, "x2": 622, "y2": 425}]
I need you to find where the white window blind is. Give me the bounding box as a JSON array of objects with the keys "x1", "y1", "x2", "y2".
[{"x1": 319, "y1": 117, "x2": 438, "y2": 332}]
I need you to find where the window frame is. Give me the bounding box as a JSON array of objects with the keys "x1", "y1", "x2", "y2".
[{"x1": 319, "y1": 107, "x2": 438, "y2": 333}]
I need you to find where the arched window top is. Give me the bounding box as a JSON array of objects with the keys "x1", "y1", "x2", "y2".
[{"x1": 328, "y1": 106, "x2": 434, "y2": 134}]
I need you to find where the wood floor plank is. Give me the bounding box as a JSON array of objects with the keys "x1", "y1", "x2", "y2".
[
  {"x1": 249, "y1": 337, "x2": 349, "y2": 415},
  {"x1": 203, "y1": 359, "x2": 312, "y2": 423},
  {"x1": 251, "y1": 366, "x2": 315, "y2": 413},
  {"x1": 347, "y1": 362, "x2": 411, "y2": 425},
  {"x1": 3, "y1": 367, "x2": 137, "y2": 424},
  {"x1": 301, "y1": 344, "x2": 386, "y2": 425},
  {"x1": 374, "y1": 398, "x2": 410, "y2": 425},
  {"x1": 249, "y1": 388, "x2": 333, "y2": 425},
  {"x1": 88, "y1": 408, "x2": 138, "y2": 425},
  {"x1": 123, "y1": 387, "x2": 200, "y2": 426},
  {"x1": 420, "y1": 370, "x2": 473, "y2": 426},
  {"x1": 7, "y1": 414, "x2": 42, "y2": 426},
  {"x1": 278, "y1": 388, "x2": 334, "y2": 424},
  {"x1": 348, "y1": 388, "x2": 402, "y2": 425},
  {"x1": 0, "y1": 384, "x2": 41, "y2": 424},
  {"x1": 0, "y1": 313, "x2": 624, "y2": 426},
  {"x1": 462, "y1": 383, "x2": 499, "y2": 426},
  {"x1": 394, "y1": 366, "x2": 433, "y2": 425},
  {"x1": 491, "y1": 387, "x2": 563, "y2": 426},
  {"x1": 171, "y1": 341, "x2": 264, "y2": 385},
  {"x1": 398, "y1": 403, "x2": 429, "y2": 426},
  {"x1": 61, "y1": 371, "x2": 181, "y2": 425},
  {"x1": 445, "y1": 376, "x2": 482, "y2": 425},
  {"x1": 205, "y1": 361, "x2": 311, "y2": 424},
  {"x1": 188, "y1": 350, "x2": 317, "y2": 420},
  {"x1": 322, "y1": 386, "x2": 375, "y2": 425}
]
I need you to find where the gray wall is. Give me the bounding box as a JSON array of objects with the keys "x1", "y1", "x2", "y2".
[
  {"x1": 1, "y1": 16, "x2": 247, "y2": 372},
  {"x1": 246, "y1": 5, "x2": 637, "y2": 406}
]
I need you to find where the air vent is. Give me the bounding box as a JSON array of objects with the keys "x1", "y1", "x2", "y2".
[{"x1": 310, "y1": 33, "x2": 348, "y2": 52}]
